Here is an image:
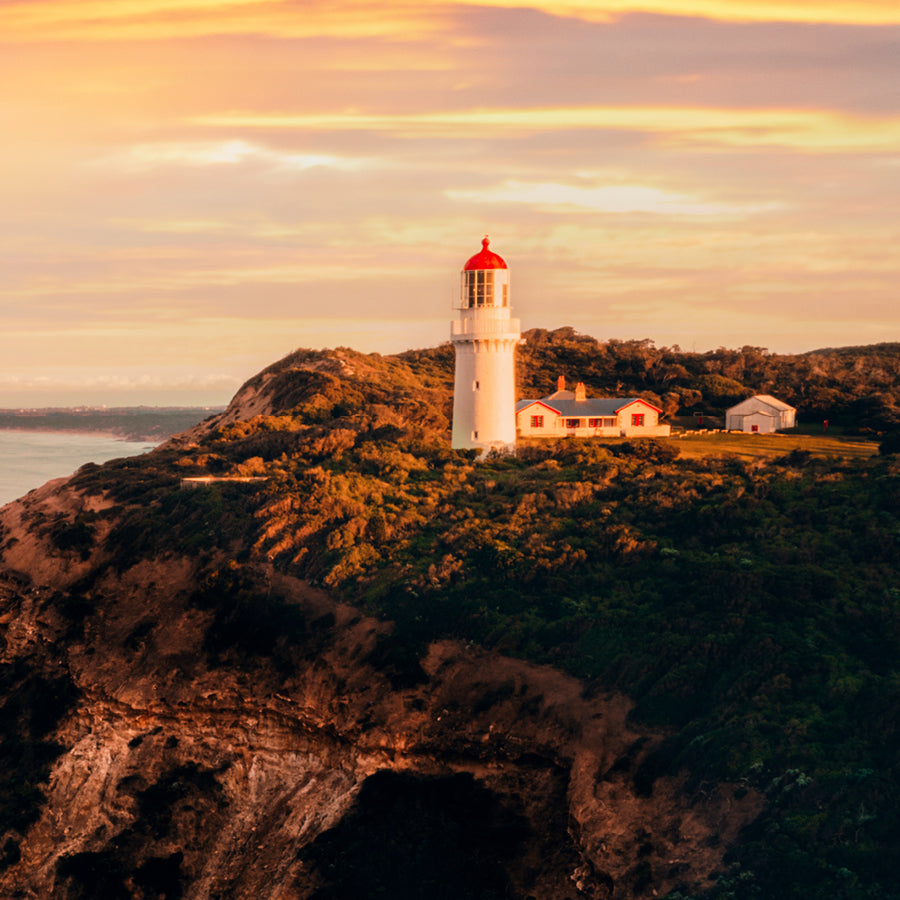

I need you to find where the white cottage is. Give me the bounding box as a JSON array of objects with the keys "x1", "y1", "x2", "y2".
[
  {"x1": 725, "y1": 395, "x2": 796, "y2": 433},
  {"x1": 516, "y1": 378, "x2": 671, "y2": 439}
]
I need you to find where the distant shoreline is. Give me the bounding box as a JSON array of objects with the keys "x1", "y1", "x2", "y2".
[
  {"x1": 0, "y1": 406, "x2": 223, "y2": 444},
  {"x1": 0, "y1": 426, "x2": 160, "y2": 443}
]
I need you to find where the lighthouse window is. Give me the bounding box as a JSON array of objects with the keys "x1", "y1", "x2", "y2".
[
  {"x1": 473, "y1": 380, "x2": 480, "y2": 390},
  {"x1": 479, "y1": 271, "x2": 493, "y2": 306},
  {"x1": 502, "y1": 283, "x2": 509, "y2": 307},
  {"x1": 464, "y1": 270, "x2": 495, "y2": 307}
]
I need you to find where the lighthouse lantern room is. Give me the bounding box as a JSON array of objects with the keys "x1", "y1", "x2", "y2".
[{"x1": 451, "y1": 236, "x2": 521, "y2": 452}]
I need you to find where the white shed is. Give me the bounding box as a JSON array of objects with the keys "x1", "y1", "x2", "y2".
[{"x1": 726, "y1": 395, "x2": 796, "y2": 433}]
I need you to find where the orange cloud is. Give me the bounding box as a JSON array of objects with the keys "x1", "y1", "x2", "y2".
[
  {"x1": 190, "y1": 106, "x2": 900, "y2": 153},
  {"x1": 4, "y1": 0, "x2": 899, "y2": 44},
  {"x1": 0, "y1": 0, "x2": 445, "y2": 41},
  {"x1": 462, "y1": 0, "x2": 900, "y2": 25}
]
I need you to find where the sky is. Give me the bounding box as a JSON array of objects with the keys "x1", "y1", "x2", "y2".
[{"x1": 2, "y1": 0, "x2": 899, "y2": 406}]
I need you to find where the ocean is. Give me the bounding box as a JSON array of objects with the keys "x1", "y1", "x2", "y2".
[{"x1": 0, "y1": 431, "x2": 158, "y2": 507}]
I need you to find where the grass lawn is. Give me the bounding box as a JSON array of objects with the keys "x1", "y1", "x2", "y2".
[{"x1": 664, "y1": 430, "x2": 878, "y2": 461}]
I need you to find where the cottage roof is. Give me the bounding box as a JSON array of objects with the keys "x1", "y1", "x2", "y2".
[
  {"x1": 516, "y1": 396, "x2": 661, "y2": 416},
  {"x1": 543, "y1": 389, "x2": 575, "y2": 402},
  {"x1": 516, "y1": 399, "x2": 561, "y2": 414}
]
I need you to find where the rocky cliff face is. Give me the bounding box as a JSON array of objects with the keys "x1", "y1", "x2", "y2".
[{"x1": 0, "y1": 349, "x2": 762, "y2": 899}]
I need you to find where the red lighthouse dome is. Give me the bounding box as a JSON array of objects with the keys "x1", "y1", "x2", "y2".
[{"x1": 463, "y1": 235, "x2": 507, "y2": 271}]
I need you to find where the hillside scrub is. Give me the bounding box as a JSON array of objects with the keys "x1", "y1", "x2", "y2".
[
  {"x1": 58, "y1": 338, "x2": 900, "y2": 899},
  {"x1": 511, "y1": 329, "x2": 900, "y2": 433}
]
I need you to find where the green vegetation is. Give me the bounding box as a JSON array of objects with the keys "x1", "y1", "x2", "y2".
[
  {"x1": 513, "y1": 330, "x2": 900, "y2": 433},
  {"x1": 45, "y1": 511, "x2": 99, "y2": 560},
  {"x1": 63, "y1": 335, "x2": 900, "y2": 899},
  {"x1": 658, "y1": 432, "x2": 876, "y2": 462}
]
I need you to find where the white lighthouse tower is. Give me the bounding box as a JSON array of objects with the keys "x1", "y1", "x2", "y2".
[{"x1": 451, "y1": 236, "x2": 521, "y2": 452}]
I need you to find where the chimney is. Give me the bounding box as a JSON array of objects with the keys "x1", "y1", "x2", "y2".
[
  {"x1": 575, "y1": 382, "x2": 586, "y2": 401},
  {"x1": 557, "y1": 375, "x2": 566, "y2": 392}
]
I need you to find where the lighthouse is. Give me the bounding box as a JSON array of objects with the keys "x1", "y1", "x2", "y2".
[{"x1": 451, "y1": 236, "x2": 521, "y2": 452}]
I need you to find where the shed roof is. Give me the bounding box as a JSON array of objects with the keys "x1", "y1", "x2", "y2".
[
  {"x1": 754, "y1": 394, "x2": 795, "y2": 410},
  {"x1": 727, "y1": 394, "x2": 795, "y2": 414}
]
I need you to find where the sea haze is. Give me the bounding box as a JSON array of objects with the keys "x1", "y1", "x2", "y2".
[{"x1": 0, "y1": 431, "x2": 158, "y2": 507}]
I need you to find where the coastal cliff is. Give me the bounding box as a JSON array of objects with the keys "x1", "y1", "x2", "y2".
[
  {"x1": 1, "y1": 334, "x2": 898, "y2": 898},
  {"x1": 0, "y1": 551, "x2": 757, "y2": 899}
]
